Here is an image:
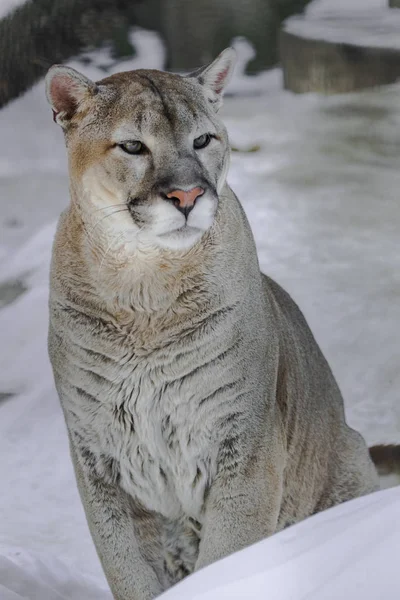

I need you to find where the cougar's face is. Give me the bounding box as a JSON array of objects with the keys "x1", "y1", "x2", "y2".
[{"x1": 62, "y1": 69, "x2": 231, "y2": 252}]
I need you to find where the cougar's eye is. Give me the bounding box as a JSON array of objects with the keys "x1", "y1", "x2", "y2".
[
  {"x1": 193, "y1": 133, "x2": 212, "y2": 150},
  {"x1": 119, "y1": 141, "x2": 144, "y2": 155}
]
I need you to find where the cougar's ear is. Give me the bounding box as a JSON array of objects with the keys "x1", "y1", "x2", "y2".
[
  {"x1": 45, "y1": 65, "x2": 98, "y2": 127},
  {"x1": 187, "y1": 48, "x2": 236, "y2": 111}
]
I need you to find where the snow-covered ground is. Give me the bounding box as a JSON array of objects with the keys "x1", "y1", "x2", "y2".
[
  {"x1": 2, "y1": 486, "x2": 400, "y2": 600},
  {"x1": 287, "y1": 0, "x2": 400, "y2": 49},
  {"x1": 1, "y1": 10, "x2": 400, "y2": 600}
]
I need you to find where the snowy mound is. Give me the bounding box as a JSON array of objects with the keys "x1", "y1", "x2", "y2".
[
  {"x1": 0, "y1": 548, "x2": 112, "y2": 600},
  {"x1": 1, "y1": 487, "x2": 399, "y2": 599},
  {"x1": 160, "y1": 487, "x2": 400, "y2": 599}
]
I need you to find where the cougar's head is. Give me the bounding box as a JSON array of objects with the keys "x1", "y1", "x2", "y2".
[{"x1": 45, "y1": 49, "x2": 236, "y2": 253}]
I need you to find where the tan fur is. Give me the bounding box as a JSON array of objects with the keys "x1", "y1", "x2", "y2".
[{"x1": 45, "y1": 50, "x2": 379, "y2": 600}]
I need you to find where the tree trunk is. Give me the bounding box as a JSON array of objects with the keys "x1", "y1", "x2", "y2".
[
  {"x1": 0, "y1": 0, "x2": 141, "y2": 109},
  {"x1": 0, "y1": 0, "x2": 312, "y2": 109},
  {"x1": 160, "y1": 0, "x2": 313, "y2": 73}
]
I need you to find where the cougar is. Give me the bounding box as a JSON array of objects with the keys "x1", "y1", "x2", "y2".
[{"x1": 45, "y1": 49, "x2": 391, "y2": 600}]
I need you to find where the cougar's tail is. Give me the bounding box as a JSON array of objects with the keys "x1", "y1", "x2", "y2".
[
  {"x1": 369, "y1": 444, "x2": 400, "y2": 475},
  {"x1": 369, "y1": 445, "x2": 400, "y2": 487}
]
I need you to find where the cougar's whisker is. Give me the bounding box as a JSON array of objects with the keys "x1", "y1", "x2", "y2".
[
  {"x1": 97, "y1": 231, "x2": 127, "y2": 277},
  {"x1": 84, "y1": 208, "x2": 130, "y2": 242}
]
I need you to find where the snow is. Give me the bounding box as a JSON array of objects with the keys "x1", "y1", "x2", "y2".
[
  {"x1": 286, "y1": 0, "x2": 400, "y2": 49},
  {"x1": 0, "y1": 548, "x2": 112, "y2": 600},
  {"x1": 0, "y1": 0, "x2": 25, "y2": 19},
  {"x1": 1, "y1": 487, "x2": 400, "y2": 599},
  {"x1": 1, "y1": 8, "x2": 400, "y2": 600},
  {"x1": 158, "y1": 486, "x2": 400, "y2": 600},
  {"x1": 307, "y1": 0, "x2": 387, "y2": 15},
  {"x1": 285, "y1": 9, "x2": 400, "y2": 49},
  {"x1": 224, "y1": 84, "x2": 400, "y2": 448}
]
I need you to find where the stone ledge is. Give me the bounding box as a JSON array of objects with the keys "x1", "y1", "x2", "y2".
[{"x1": 280, "y1": 10, "x2": 400, "y2": 93}]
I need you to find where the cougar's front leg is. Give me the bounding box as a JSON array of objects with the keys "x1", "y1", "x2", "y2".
[
  {"x1": 69, "y1": 438, "x2": 163, "y2": 600},
  {"x1": 196, "y1": 432, "x2": 285, "y2": 571}
]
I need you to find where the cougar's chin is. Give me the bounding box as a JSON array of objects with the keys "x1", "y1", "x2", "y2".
[
  {"x1": 143, "y1": 194, "x2": 216, "y2": 251},
  {"x1": 155, "y1": 225, "x2": 205, "y2": 251}
]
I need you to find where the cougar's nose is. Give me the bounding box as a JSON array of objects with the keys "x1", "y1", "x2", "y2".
[{"x1": 165, "y1": 187, "x2": 204, "y2": 218}]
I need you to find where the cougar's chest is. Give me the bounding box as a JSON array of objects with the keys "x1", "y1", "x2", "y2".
[
  {"x1": 104, "y1": 364, "x2": 217, "y2": 520},
  {"x1": 61, "y1": 301, "x2": 240, "y2": 520}
]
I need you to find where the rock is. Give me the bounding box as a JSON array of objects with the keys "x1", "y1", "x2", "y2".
[{"x1": 280, "y1": 9, "x2": 400, "y2": 93}]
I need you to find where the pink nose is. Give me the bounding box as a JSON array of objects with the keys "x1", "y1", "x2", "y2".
[{"x1": 166, "y1": 187, "x2": 204, "y2": 209}]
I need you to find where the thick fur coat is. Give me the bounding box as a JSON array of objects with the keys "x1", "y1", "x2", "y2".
[{"x1": 45, "y1": 50, "x2": 379, "y2": 599}]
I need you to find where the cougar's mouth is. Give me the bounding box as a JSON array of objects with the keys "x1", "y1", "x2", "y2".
[{"x1": 159, "y1": 224, "x2": 202, "y2": 237}]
